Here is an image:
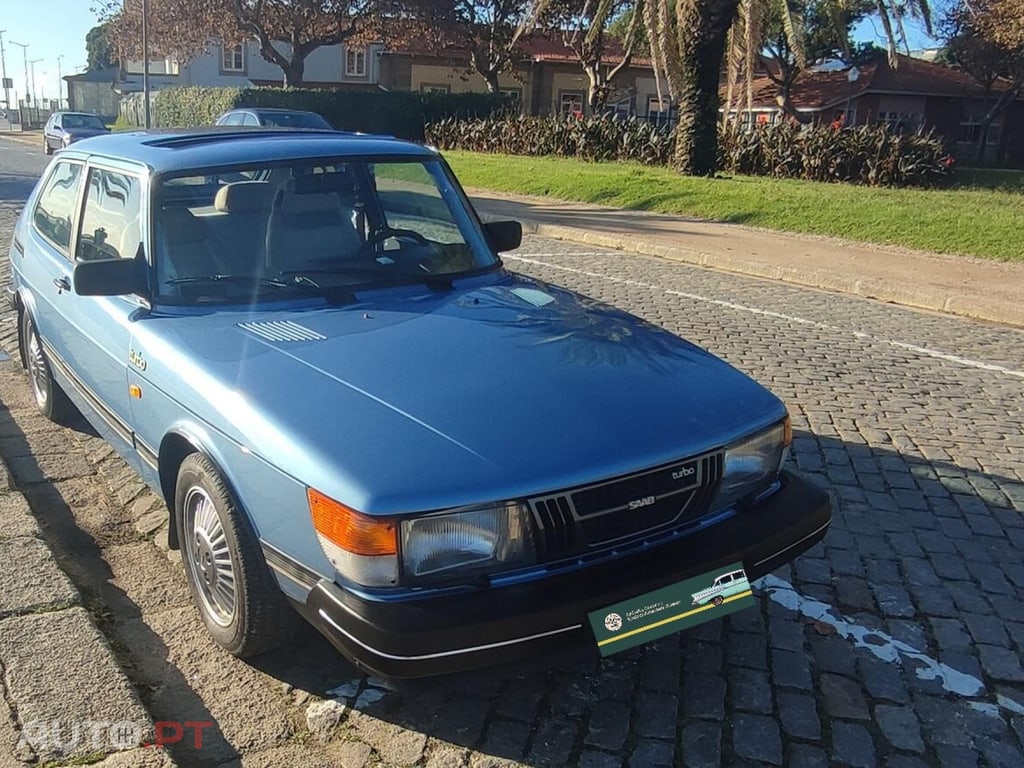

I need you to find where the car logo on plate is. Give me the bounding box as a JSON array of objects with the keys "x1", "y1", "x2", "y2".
[
  {"x1": 604, "y1": 613, "x2": 623, "y2": 632},
  {"x1": 628, "y1": 495, "x2": 656, "y2": 510}
]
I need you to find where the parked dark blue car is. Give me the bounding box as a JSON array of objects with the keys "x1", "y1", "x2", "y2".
[
  {"x1": 42, "y1": 111, "x2": 110, "y2": 155},
  {"x1": 7, "y1": 129, "x2": 830, "y2": 677}
]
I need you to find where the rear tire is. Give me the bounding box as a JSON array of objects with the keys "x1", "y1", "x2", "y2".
[
  {"x1": 21, "y1": 311, "x2": 75, "y2": 423},
  {"x1": 175, "y1": 453, "x2": 298, "y2": 657}
]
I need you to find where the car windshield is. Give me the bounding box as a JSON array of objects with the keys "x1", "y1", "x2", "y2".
[
  {"x1": 259, "y1": 112, "x2": 332, "y2": 129},
  {"x1": 153, "y1": 157, "x2": 499, "y2": 305},
  {"x1": 63, "y1": 114, "x2": 105, "y2": 130}
]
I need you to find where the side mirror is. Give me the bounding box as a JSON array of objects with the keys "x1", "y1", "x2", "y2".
[
  {"x1": 483, "y1": 220, "x2": 522, "y2": 253},
  {"x1": 73, "y1": 257, "x2": 140, "y2": 296}
]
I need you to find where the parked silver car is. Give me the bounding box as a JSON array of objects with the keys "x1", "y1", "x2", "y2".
[{"x1": 214, "y1": 108, "x2": 333, "y2": 130}]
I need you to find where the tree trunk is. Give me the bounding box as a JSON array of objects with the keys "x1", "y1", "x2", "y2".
[
  {"x1": 672, "y1": 0, "x2": 742, "y2": 175},
  {"x1": 483, "y1": 70, "x2": 501, "y2": 94},
  {"x1": 282, "y1": 57, "x2": 305, "y2": 88}
]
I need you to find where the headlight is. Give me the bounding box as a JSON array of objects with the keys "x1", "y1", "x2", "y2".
[
  {"x1": 713, "y1": 417, "x2": 790, "y2": 511},
  {"x1": 401, "y1": 502, "x2": 536, "y2": 580}
]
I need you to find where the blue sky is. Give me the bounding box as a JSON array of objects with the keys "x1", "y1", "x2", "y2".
[
  {"x1": 0, "y1": 1, "x2": 941, "y2": 110},
  {"x1": 1, "y1": 0, "x2": 101, "y2": 106}
]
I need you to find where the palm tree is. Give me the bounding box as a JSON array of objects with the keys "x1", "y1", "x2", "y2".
[{"x1": 643, "y1": 0, "x2": 932, "y2": 175}]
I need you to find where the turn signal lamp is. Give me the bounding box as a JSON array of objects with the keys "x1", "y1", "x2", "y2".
[{"x1": 307, "y1": 488, "x2": 398, "y2": 586}]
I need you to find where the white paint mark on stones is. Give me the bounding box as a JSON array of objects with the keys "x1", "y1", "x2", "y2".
[
  {"x1": 756, "y1": 574, "x2": 1022, "y2": 717},
  {"x1": 509, "y1": 254, "x2": 1024, "y2": 380}
]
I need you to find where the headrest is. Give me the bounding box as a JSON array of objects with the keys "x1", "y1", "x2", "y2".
[
  {"x1": 158, "y1": 207, "x2": 206, "y2": 243},
  {"x1": 215, "y1": 181, "x2": 274, "y2": 213},
  {"x1": 274, "y1": 185, "x2": 345, "y2": 217},
  {"x1": 291, "y1": 171, "x2": 356, "y2": 195}
]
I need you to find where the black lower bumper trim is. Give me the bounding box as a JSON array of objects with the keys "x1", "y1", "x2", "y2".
[{"x1": 297, "y1": 470, "x2": 831, "y2": 678}]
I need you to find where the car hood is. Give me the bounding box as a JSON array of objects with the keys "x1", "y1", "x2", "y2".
[
  {"x1": 64, "y1": 127, "x2": 108, "y2": 138},
  {"x1": 137, "y1": 276, "x2": 784, "y2": 513}
]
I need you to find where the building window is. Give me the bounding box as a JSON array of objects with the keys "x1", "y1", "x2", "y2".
[
  {"x1": 420, "y1": 83, "x2": 451, "y2": 95},
  {"x1": 877, "y1": 111, "x2": 919, "y2": 133},
  {"x1": 957, "y1": 116, "x2": 1001, "y2": 146},
  {"x1": 345, "y1": 48, "x2": 367, "y2": 77},
  {"x1": 500, "y1": 88, "x2": 521, "y2": 103},
  {"x1": 646, "y1": 96, "x2": 675, "y2": 127},
  {"x1": 559, "y1": 91, "x2": 584, "y2": 118},
  {"x1": 222, "y1": 43, "x2": 245, "y2": 72},
  {"x1": 606, "y1": 96, "x2": 632, "y2": 119}
]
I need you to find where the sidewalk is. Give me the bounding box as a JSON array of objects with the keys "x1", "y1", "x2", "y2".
[{"x1": 470, "y1": 190, "x2": 1024, "y2": 329}]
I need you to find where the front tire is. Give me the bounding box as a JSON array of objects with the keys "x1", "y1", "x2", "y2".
[
  {"x1": 43, "y1": 136, "x2": 53, "y2": 155},
  {"x1": 21, "y1": 311, "x2": 74, "y2": 422},
  {"x1": 175, "y1": 453, "x2": 297, "y2": 657}
]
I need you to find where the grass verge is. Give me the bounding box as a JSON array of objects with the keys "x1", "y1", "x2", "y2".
[{"x1": 444, "y1": 151, "x2": 1024, "y2": 262}]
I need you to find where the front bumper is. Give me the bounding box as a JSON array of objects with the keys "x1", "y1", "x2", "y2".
[{"x1": 297, "y1": 470, "x2": 831, "y2": 678}]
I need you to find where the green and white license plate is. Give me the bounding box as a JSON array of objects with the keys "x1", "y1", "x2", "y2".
[{"x1": 587, "y1": 562, "x2": 755, "y2": 656}]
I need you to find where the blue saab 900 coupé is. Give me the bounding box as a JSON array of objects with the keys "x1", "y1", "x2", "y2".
[{"x1": 7, "y1": 130, "x2": 830, "y2": 677}]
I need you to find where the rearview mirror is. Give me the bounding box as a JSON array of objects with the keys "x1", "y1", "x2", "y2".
[
  {"x1": 483, "y1": 220, "x2": 522, "y2": 253},
  {"x1": 74, "y1": 256, "x2": 141, "y2": 297}
]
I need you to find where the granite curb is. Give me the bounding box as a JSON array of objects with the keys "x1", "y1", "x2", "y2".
[{"x1": 0, "y1": 452, "x2": 173, "y2": 765}]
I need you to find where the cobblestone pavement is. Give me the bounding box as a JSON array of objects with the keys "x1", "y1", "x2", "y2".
[{"x1": 1, "y1": 186, "x2": 1024, "y2": 766}]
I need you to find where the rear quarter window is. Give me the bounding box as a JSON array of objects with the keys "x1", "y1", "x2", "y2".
[{"x1": 32, "y1": 161, "x2": 84, "y2": 255}]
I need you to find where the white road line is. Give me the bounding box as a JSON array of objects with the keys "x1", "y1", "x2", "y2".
[
  {"x1": 759, "y1": 575, "x2": 1024, "y2": 717},
  {"x1": 508, "y1": 254, "x2": 1024, "y2": 380}
]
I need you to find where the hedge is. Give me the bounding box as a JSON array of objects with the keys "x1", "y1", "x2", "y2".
[{"x1": 148, "y1": 86, "x2": 510, "y2": 141}]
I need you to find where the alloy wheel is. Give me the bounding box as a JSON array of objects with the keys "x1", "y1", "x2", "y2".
[{"x1": 183, "y1": 485, "x2": 237, "y2": 627}]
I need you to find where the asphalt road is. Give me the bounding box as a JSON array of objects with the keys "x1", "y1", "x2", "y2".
[{"x1": 1, "y1": 138, "x2": 1023, "y2": 768}]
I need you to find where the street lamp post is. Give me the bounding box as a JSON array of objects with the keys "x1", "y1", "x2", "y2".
[
  {"x1": 29, "y1": 58, "x2": 42, "y2": 124},
  {"x1": 9, "y1": 40, "x2": 29, "y2": 120},
  {"x1": 57, "y1": 54, "x2": 64, "y2": 110},
  {"x1": 142, "y1": 0, "x2": 151, "y2": 128},
  {"x1": 0, "y1": 30, "x2": 11, "y2": 120}
]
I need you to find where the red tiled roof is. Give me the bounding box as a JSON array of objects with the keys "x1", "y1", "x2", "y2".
[{"x1": 730, "y1": 52, "x2": 1012, "y2": 112}]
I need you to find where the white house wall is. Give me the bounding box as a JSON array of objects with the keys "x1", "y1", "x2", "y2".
[{"x1": 124, "y1": 41, "x2": 383, "y2": 88}]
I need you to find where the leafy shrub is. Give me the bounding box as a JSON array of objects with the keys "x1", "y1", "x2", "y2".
[
  {"x1": 425, "y1": 115, "x2": 675, "y2": 166},
  {"x1": 717, "y1": 121, "x2": 953, "y2": 187},
  {"x1": 148, "y1": 86, "x2": 509, "y2": 141},
  {"x1": 429, "y1": 115, "x2": 952, "y2": 187}
]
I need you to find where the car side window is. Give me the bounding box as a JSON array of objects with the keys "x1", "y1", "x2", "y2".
[
  {"x1": 222, "y1": 113, "x2": 241, "y2": 126},
  {"x1": 32, "y1": 161, "x2": 84, "y2": 254},
  {"x1": 241, "y1": 113, "x2": 259, "y2": 126},
  {"x1": 76, "y1": 168, "x2": 142, "y2": 261}
]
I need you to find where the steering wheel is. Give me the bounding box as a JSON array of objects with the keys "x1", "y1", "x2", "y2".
[{"x1": 367, "y1": 228, "x2": 430, "y2": 248}]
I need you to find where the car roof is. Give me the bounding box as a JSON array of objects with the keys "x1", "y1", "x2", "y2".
[
  {"x1": 227, "y1": 107, "x2": 322, "y2": 116},
  {"x1": 57, "y1": 128, "x2": 437, "y2": 174}
]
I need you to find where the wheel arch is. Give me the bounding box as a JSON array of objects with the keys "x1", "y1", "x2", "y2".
[
  {"x1": 158, "y1": 429, "x2": 250, "y2": 551},
  {"x1": 13, "y1": 289, "x2": 36, "y2": 369}
]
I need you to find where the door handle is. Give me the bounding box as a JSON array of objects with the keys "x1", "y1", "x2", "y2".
[{"x1": 53, "y1": 277, "x2": 70, "y2": 293}]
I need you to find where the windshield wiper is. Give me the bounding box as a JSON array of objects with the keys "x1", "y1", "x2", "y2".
[
  {"x1": 166, "y1": 274, "x2": 331, "y2": 296},
  {"x1": 278, "y1": 264, "x2": 454, "y2": 290}
]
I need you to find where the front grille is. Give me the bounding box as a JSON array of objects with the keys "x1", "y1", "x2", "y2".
[{"x1": 529, "y1": 451, "x2": 724, "y2": 561}]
